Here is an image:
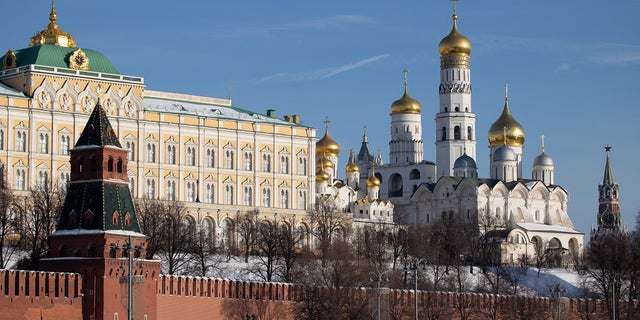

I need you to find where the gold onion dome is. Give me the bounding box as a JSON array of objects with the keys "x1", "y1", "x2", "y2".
[
  {"x1": 30, "y1": 2, "x2": 76, "y2": 48},
  {"x1": 488, "y1": 98, "x2": 525, "y2": 147},
  {"x1": 366, "y1": 174, "x2": 381, "y2": 188},
  {"x1": 391, "y1": 86, "x2": 421, "y2": 114},
  {"x1": 346, "y1": 160, "x2": 359, "y2": 173},
  {"x1": 316, "y1": 129, "x2": 340, "y2": 156},
  {"x1": 438, "y1": 14, "x2": 472, "y2": 56},
  {"x1": 316, "y1": 155, "x2": 335, "y2": 170},
  {"x1": 366, "y1": 166, "x2": 381, "y2": 188},
  {"x1": 315, "y1": 168, "x2": 330, "y2": 183}
]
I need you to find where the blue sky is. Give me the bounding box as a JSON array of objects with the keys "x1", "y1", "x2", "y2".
[{"x1": 5, "y1": 1, "x2": 640, "y2": 237}]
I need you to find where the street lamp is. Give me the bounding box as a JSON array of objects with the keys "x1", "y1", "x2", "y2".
[
  {"x1": 112, "y1": 236, "x2": 145, "y2": 320},
  {"x1": 369, "y1": 270, "x2": 389, "y2": 320},
  {"x1": 611, "y1": 277, "x2": 621, "y2": 320},
  {"x1": 548, "y1": 283, "x2": 566, "y2": 320},
  {"x1": 404, "y1": 258, "x2": 428, "y2": 320}
]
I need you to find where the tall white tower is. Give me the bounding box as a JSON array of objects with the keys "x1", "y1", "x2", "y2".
[
  {"x1": 389, "y1": 69, "x2": 423, "y2": 165},
  {"x1": 435, "y1": 5, "x2": 476, "y2": 178}
]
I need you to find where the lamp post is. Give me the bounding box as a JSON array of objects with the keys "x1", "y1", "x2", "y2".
[
  {"x1": 369, "y1": 270, "x2": 388, "y2": 320},
  {"x1": 112, "y1": 236, "x2": 145, "y2": 320},
  {"x1": 404, "y1": 258, "x2": 428, "y2": 320},
  {"x1": 548, "y1": 283, "x2": 566, "y2": 320},
  {"x1": 611, "y1": 277, "x2": 621, "y2": 320}
]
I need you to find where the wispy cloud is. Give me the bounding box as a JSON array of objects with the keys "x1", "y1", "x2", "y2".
[
  {"x1": 588, "y1": 50, "x2": 640, "y2": 65},
  {"x1": 555, "y1": 63, "x2": 570, "y2": 73},
  {"x1": 476, "y1": 34, "x2": 640, "y2": 66},
  {"x1": 211, "y1": 14, "x2": 373, "y2": 39},
  {"x1": 257, "y1": 54, "x2": 390, "y2": 83}
]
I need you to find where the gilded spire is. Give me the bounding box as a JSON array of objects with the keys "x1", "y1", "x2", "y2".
[
  {"x1": 316, "y1": 116, "x2": 340, "y2": 156},
  {"x1": 603, "y1": 145, "x2": 615, "y2": 186},
  {"x1": 488, "y1": 83, "x2": 525, "y2": 147},
  {"x1": 438, "y1": 0, "x2": 472, "y2": 56},
  {"x1": 29, "y1": 0, "x2": 76, "y2": 47},
  {"x1": 366, "y1": 162, "x2": 381, "y2": 187}
]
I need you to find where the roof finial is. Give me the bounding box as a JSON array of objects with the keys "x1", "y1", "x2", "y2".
[
  {"x1": 541, "y1": 134, "x2": 545, "y2": 153},
  {"x1": 227, "y1": 77, "x2": 232, "y2": 101},
  {"x1": 363, "y1": 125, "x2": 368, "y2": 143},
  {"x1": 323, "y1": 116, "x2": 330, "y2": 131},
  {"x1": 505, "y1": 82, "x2": 510, "y2": 101},
  {"x1": 451, "y1": 0, "x2": 458, "y2": 16},
  {"x1": 605, "y1": 144, "x2": 611, "y2": 153},
  {"x1": 402, "y1": 68, "x2": 409, "y2": 93}
]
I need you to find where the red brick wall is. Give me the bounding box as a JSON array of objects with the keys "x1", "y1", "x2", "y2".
[
  {"x1": 156, "y1": 276, "x2": 300, "y2": 320},
  {"x1": 3, "y1": 269, "x2": 638, "y2": 320},
  {"x1": 0, "y1": 270, "x2": 82, "y2": 320}
]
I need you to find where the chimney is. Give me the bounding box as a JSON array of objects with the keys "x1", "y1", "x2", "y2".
[
  {"x1": 292, "y1": 114, "x2": 300, "y2": 124},
  {"x1": 266, "y1": 109, "x2": 276, "y2": 117},
  {"x1": 284, "y1": 115, "x2": 292, "y2": 122}
]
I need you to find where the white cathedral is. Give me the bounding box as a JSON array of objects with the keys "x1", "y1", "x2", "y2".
[{"x1": 314, "y1": 7, "x2": 584, "y2": 266}]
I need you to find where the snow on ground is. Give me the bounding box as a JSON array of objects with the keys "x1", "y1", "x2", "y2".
[{"x1": 2, "y1": 251, "x2": 584, "y2": 299}]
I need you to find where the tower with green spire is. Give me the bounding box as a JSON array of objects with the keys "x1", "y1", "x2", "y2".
[{"x1": 41, "y1": 102, "x2": 161, "y2": 320}]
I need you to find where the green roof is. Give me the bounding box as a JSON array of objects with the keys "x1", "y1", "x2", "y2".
[
  {"x1": 6, "y1": 44, "x2": 119, "y2": 74},
  {"x1": 75, "y1": 103, "x2": 123, "y2": 148}
]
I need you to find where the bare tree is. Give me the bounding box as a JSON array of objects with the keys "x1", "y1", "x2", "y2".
[
  {"x1": 235, "y1": 209, "x2": 259, "y2": 263},
  {"x1": 292, "y1": 240, "x2": 372, "y2": 320},
  {"x1": 16, "y1": 184, "x2": 65, "y2": 270},
  {"x1": 585, "y1": 231, "x2": 631, "y2": 320},
  {"x1": 275, "y1": 221, "x2": 303, "y2": 283},
  {"x1": 155, "y1": 201, "x2": 195, "y2": 274},
  {"x1": 252, "y1": 220, "x2": 279, "y2": 282},
  {"x1": 308, "y1": 195, "x2": 351, "y2": 265},
  {"x1": 188, "y1": 226, "x2": 218, "y2": 277},
  {"x1": 0, "y1": 181, "x2": 19, "y2": 268},
  {"x1": 136, "y1": 199, "x2": 163, "y2": 259}
]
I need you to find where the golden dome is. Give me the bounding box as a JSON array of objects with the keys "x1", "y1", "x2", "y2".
[
  {"x1": 488, "y1": 98, "x2": 525, "y2": 147},
  {"x1": 316, "y1": 128, "x2": 340, "y2": 156},
  {"x1": 29, "y1": 2, "x2": 76, "y2": 48},
  {"x1": 391, "y1": 87, "x2": 421, "y2": 114},
  {"x1": 346, "y1": 149, "x2": 359, "y2": 174},
  {"x1": 366, "y1": 175, "x2": 381, "y2": 188},
  {"x1": 346, "y1": 161, "x2": 359, "y2": 174},
  {"x1": 315, "y1": 168, "x2": 330, "y2": 183},
  {"x1": 366, "y1": 166, "x2": 381, "y2": 188},
  {"x1": 438, "y1": 14, "x2": 471, "y2": 56},
  {"x1": 316, "y1": 155, "x2": 335, "y2": 170}
]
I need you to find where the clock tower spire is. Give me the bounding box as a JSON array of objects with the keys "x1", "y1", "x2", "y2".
[{"x1": 594, "y1": 145, "x2": 622, "y2": 236}]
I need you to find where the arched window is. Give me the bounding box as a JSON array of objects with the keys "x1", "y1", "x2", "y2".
[
  {"x1": 441, "y1": 127, "x2": 446, "y2": 140},
  {"x1": 467, "y1": 126, "x2": 473, "y2": 140},
  {"x1": 107, "y1": 157, "x2": 114, "y2": 172},
  {"x1": 454, "y1": 126, "x2": 461, "y2": 140},
  {"x1": 117, "y1": 158, "x2": 123, "y2": 173}
]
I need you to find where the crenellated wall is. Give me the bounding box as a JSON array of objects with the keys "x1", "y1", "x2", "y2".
[
  {"x1": 156, "y1": 275, "x2": 301, "y2": 320},
  {"x1": 0, "y1": 270, "x2": 83, "y2": 320},
  {"x1": 2, "y1": 269, "x2": 639, "y2": 320}
]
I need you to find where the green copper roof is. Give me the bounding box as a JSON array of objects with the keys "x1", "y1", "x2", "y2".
[
  {"x1": 6, "y1": 44, "x2": 119, "y2": 74},
  {"x1": 75, "y1": 103, "x2": 122, "y2": 148},
  {"x1": 57, "y1": 181, "x2": 140, "y2": 233}
]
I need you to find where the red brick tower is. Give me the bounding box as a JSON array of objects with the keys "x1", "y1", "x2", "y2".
[{"x1": 40, "y1": 102, "x2": 161, "y2": 320}]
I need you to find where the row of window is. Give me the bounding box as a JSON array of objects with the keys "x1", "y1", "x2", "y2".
[
  {"x1": 13, "y1": 169, "x2": 70, "y2": 191},
  {"x1": 138, "y1": 178, "x2": 308, "y2": 209},
  {"x1": 0, "y1": 130, "x2": 72, "y2": 155},
  {"x1": 440, "y1": 125, "x2": 473, "y2": 141},
  {"x1": 136, "y1": 142, "x2": 308, "y2": 175},
  {"x1": 0, "y1": 130, "x2": 309, "y2": 175}
]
